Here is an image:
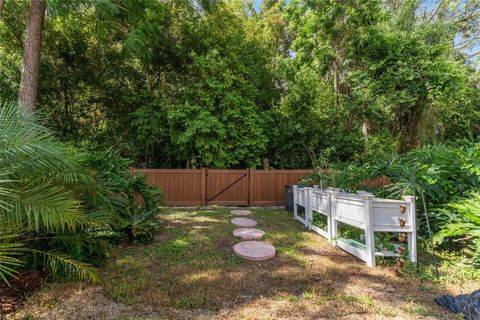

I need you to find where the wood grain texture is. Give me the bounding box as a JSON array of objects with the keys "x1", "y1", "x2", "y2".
[{"x1": 134, "y1": 168, "x2": 311, "y2": 206}]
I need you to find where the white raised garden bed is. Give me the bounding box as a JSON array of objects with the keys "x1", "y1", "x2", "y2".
[{"x1": 293, "y1": 186, "x2": 417, "y2": 268}]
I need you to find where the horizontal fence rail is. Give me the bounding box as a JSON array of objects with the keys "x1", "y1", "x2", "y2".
[
  {"x1": 133, "y1": 168, "x2": 310, "y2": 206},
  {"x1": 293, "y1": 186, "x2": 417, "y2": 268}
]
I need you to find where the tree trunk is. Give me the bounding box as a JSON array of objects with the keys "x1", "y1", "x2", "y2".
[
  {"x1": 398, "y1": 107, "x2": 423, "y2": 153},
  {"x1": 332, "y1": 57, "x2": 339, "y2": 107},
  {"x1": 362, "y1": 120, "x2": 369, "y2": 153},
  {"x1": 18, "y1": 0, "x2": 45, "y2": 112},
  {"x1": 0, "y1": 0, "x2": 5, "y2": 16}
]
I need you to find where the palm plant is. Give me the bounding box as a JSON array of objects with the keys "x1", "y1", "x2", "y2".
[{"x1": 0, "y1": 100, "x2": 102, "y2": 285}]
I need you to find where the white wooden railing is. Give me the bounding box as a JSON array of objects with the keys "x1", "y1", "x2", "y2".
[{"x1": 293, "y1": 186, "x2": 417, "y2": 268}]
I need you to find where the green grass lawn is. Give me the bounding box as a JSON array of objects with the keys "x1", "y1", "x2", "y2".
[
  {"x1": 102, "y1": 208, "x2": 312, "y2": 309},
  {"x1": 14, "y1": 208, "x2": 479, "y2": 320}
]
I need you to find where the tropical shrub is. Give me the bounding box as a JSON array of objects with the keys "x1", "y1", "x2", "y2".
[
  {"x1": 0, "y1": 100, "x2": 101, "y2": 284},
  {"x1": 435, "y1": 193, "x2": 480, "y2": 267},
  {"x1": 0, "y1": 101, "x2": 164, "y2": 286},
  {"x1": 79, "y1": 148, "x2": 164, "y2": 243}
]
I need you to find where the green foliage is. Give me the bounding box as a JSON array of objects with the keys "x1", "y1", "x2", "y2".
[
  {"x1": 350, "y1": 13, "x2": 472, "y2": 151},
  {"x1": 0, "y1": 101, "x2": 164, "y2": 286},
  {"x1": 435, "y1": 193, "x2": 480, "y2": 267},
  {"x1": 167, "y1": 49, "x2": 268, "y2": 168},
  {"x1": 79, "y1": 148, "x2": 164, "y2": 243},
  {"x1": 1, "y1": 0, "x2": 478, "y2": 168},
  {"x1": 311, "y1": 212, "x2": 328, "y2": 230},
  {"x1": 0, "y1": 0, "x2": 479, "y2": 277},
  {"x1": 0, "y1": 100, "x2": 99, "y2": 284}
]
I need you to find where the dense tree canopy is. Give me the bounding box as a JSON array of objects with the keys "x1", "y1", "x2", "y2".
[
  {"x1": 0, "y1": 0, "x2": 479, "y2": 291},
  {"x1": 0, "y1": 0, "x2": 478, "y2": 168}
]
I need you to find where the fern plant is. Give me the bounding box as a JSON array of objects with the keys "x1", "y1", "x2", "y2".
[{"x1": 0, "y1": 100, "x2": 102, "y2": 285}]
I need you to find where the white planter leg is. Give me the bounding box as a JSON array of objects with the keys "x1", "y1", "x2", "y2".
[
  {"x1": 363, "y1": 195, "x2": 375, "y2": 268},
  {"x1": 330, "y1": 193, "x2": 338, "y2": 246},
  {"x1": 403, "y1": 196, "x2": 417, "y2": 263},
  {"x1": 293, "y1": 185, "x2": 298, "y2": 219},
  {"x1": 305, "y1": 188, "x2": 312, "y2": 229},
  {"x1": 326, "y1": 191, "x2": 333, "y2": 244}
]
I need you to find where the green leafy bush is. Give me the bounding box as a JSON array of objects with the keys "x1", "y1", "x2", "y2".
[
  {"x1": 435, "y1": 193, "x2": 480, "y2": 267},
  {"x1": 0, "y1": 101, "x2": 164, "y2": 286},
  {"x1": 0, "y1": 100, "x2": 100, "y2": 284},
  {"x1": 79, "y1": 148, "x2": 164, "y2": 243}
]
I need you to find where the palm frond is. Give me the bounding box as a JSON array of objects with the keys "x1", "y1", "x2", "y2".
[
  {"x1": 0, "y1": 233, "x2": 25, "y2": 286},
  {"x1": 2, "y1": 182, "x2": 86, "y2": 233},
  {"x1": 0, "y1": 100, "x2": 102, "y2": 285},
  {"x1": 34, "y1": 250, "x2": 98, "y2": 282}
]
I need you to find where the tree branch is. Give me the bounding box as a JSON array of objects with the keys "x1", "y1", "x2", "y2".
[
  {"x1": 464, "y1": 50, "x2": 480, "y2": 61},
  {"x1": 428, "y1": 0, "x2": 446, "y2": 22},
  {"x1": 455, "y1": 31, "x2": 480, "y2": 50}
]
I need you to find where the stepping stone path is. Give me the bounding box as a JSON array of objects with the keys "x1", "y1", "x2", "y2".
[
  {"x1": 231, "y1": 217, "x2": 257, "y2": 227},
  {"x1": 233, "y1": 228, "x2": 265, "y2": 240},
  {"x1": 231, "y1": 209, "x2": 252, "y2": 216},
  {"x1": 230, "y1": 210, "x2": 276, "y2": 261},
  {"x1": 233, "y1": 241, "x2": 276, "y2": 261}
]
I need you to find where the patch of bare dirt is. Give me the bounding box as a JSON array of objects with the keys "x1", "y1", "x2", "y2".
[{"x1": 0, "y1": 271, "x2": 43, "y2": 319}]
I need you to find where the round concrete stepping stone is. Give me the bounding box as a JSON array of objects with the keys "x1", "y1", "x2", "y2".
[
  {"x1": 231, "y1": 217, "x2": 257, "y2": 227},
  {"x1": 233, "y1": 228, "x2": 265, "y2": 240},
  {"x1": 231, "y1": 209, "x2": 252, "y2": 216},
  {"x1": 233, "y1": 241, "x2": 276, "y2": 261}
]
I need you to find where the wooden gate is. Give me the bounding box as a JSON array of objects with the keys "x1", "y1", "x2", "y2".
[
  {"x1": 206, "y1": 169, "x2": 249, "y2": 206},
  {"x1": 133, "y1": 168, "x2": 310, "y2": 206}
]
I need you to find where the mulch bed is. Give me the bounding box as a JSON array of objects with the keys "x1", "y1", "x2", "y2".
[{"x1": 0, "y1": 271, "x2": 44, "y2": 319}]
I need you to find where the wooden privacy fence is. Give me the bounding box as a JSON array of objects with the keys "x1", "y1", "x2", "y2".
[{"x1": 133, "y1": 168, "x2": 310, "y2": 206}]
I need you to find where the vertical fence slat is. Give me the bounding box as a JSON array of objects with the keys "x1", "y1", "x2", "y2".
[
  {"x1": 305, "y1": 188, "x2": 312, "y2": 229},
  {"x1": 326, "y1": 191, "x2": 333, "y2": 244},
  {"x1": 201, "y1": 167, "x2": 206, "y2": 206},
  {"x1": 248, "y1": 168, "x2": 253, "y2": 207}
]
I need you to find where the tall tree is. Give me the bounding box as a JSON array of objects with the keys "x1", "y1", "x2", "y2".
[{"x1": 18, "y1": 0, "x2": 45, "y2": 112}]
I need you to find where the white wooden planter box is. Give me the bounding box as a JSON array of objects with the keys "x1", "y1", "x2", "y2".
[
  {"x1": 293, "y1": 187, "x2": 308, "y2": 226},
  {"x1": 292, "y1": 185, "x2": 417, "y2": 268}
]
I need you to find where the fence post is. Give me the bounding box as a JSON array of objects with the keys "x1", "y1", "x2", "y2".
[
  {"x1": 403, "y1": 195, "x2": 417, "y2": 264},
  {"x1": 363, "y1": 194, "x2": 376, "y2": 268},
  {"x1": 201, "y1": 167, "x2": 207, "y2": 206}
]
